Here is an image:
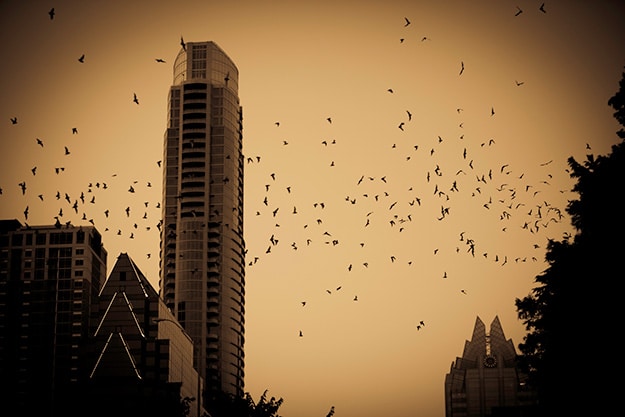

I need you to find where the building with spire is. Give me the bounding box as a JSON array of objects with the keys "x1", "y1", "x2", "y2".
[
  {"x1": 160, "y1": 41, "x2": 246, "y2": 400},
  {"x1": 1, "y1": 220, "x2": 204, "y2": 416},
  {"x1": 88, "y1": 252, "x2": 203, "y2": 417},
  {"x1": 444, "y1": 316, "x2": 538, "y2": 417}
]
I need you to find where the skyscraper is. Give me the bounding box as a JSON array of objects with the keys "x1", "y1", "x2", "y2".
[
  {"x1": 160, "y1": 41, "x2": 245, "y2": 400},
  {"x1": 88, "y1": 253, "x2": 204, "y2": 417},
  {"x1": 0, "y1": 219, "x2": 107, "y2": 415},
  {"x1": 444, "y1": 316, "x2": 538, "y2": 417}
]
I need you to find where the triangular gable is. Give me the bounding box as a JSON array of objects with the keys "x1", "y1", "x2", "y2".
[
  {"x1": 460, "y1": 316, "x2": 517, "y2": 363},
  {"x1": 489, "y1": 315, "x2": 517, "y2": 360},
  {"x1": 462, "y1": 316, "x2": 486, "y2": 361},
  {"x1": 93, "y1": 290, "x2": 145, "y2": 338},
  {"x1": 99, "y1": 252, "x2": 158, "y2": 299},
  {"x1": 90, "y1": 253, "x2": 160, "y2": 380},
  {"x1": 90, "y1": 332, "x2": 142, "y2": 380}
]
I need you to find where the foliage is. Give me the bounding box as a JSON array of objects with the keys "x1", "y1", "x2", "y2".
[
  {"x1": 204, "y1": 389, "x2": 283, "y2": 417},
  {"x1": 181, "y1": 396, "x2": 195, "y2": 417},
  {"x1": 608, "y1": 67, "x2": 625, "y2": 139},
  {"x1": 515, "y1": 67, "x2": 625, "y2": 415}
]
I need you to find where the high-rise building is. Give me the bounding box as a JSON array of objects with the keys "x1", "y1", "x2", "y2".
[
  {"x1": 160, "y1": 41, "x2": 245, "y2": 400},
  {"x1": 88, "y1": 252, "x2": 204, "y2": 417},
  {"x1": 0, "y1": 219, "x2": 107, "y2": 415},
  {"x1": 444, "y1": 316, "x2": 538, "y2": 417},
  {"x1": 1, "y1": 220, "x2": 204, "y2": 416}
]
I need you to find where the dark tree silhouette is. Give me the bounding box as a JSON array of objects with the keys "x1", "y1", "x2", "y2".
[
  {"x1": 204, "y1": 389, "x2": 283, "y2": 417},
  {"x1": 515, "y1": 67, "x2": 625, "y2": 416}
]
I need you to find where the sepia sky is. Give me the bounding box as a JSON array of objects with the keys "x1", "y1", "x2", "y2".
[{"x1": 1, "y1": 1, "x2": 624, "y2": 416}]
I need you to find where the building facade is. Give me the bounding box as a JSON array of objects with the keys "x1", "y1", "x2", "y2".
[
  {"x1": 444, "y1": 316, "x2": 538, "y2": 417},
  {"x1": 160, "y1": 41, "x2": 246, "y2": 399},
  {"x1": 88, "y1": 252, "x2": 203, "y2": 417},
  {"x1": 1, "y1": 220, "x2": 204, "y2": 416},
  {"x1": 0, "y1": 219, "x2": 107, "y2": 415}
]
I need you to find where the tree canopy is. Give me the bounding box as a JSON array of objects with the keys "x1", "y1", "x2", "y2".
[
  {"x1": 515, "y1": 67, "x2": 625, "y2": 416},
  {"x1": 203, "y1": 389, "x2": 283, "y2": 417}
]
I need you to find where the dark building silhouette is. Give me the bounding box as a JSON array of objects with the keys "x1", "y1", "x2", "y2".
[
  {"x1": 445, "y1": 316, "x2": 538, "y2": 417},
  {"x1": 0, "y1": 220, "x2": 107, "y2": 415},
  {"x1": 87, "y1": 252, "x2": 204, "y2": 417},
  {"x1": 160, "y1": 40, "x2": 246, "y2": 400},
  {"x1": 0, "y1": 220, "x2": 203, "y2": 416}
]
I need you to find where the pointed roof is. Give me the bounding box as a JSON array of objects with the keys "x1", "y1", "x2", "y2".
[
  {"x1": 90, "y1": 253, "x2": 159, "y2": 380},
  {"x1": 98, "y1": 252, "x2": 156, "y2": 299},
  {"x1": 462, "y1": 316, "x2": 486, "y2": 361},
  {"x1": 461, "y1": 316, "x2": 517, "y2": 363},
  {"x1": 489, "y1": 316, "x2": 517, "y2": 360}
]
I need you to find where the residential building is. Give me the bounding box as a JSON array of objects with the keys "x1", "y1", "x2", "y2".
[
  {"x1": 0, "y1": 219, "x2": 107, "y2": 415},
  {"x1": 160, "y1": 40, "x2": 246, "y2": 400},
  {"x1": 444, "y1": 316, "x2": 538, "y2": 417}
]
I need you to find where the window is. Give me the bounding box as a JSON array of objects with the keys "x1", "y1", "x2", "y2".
[
  {"x1": 58, "y1": 257, "x2": 72, "y2": 268},
  {"x1": 36, "y1": 233, "x2": 46, "y2": 245},
  {"x1": 50, "y1": 232, "x2": 73, "y2": 245},
  {"x1": 192, "y1": 47, "x2": 207, "y2": 60},
  {"x1": 11, "y1": 234, "x2": 23, "y2": 246},
  {"x1": 192, "y1": 68, "x2": 206, "y2": 79}
]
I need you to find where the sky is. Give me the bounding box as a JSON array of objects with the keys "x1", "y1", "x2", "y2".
[{"x1": 1, "y1": 1, "x2": 624, "y2": 416}]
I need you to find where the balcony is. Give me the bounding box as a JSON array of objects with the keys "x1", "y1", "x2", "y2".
[
  {"x1": 182, "y1": 122, "x2": 206, "y2": 130},
  {"x1": 183, "y1": 92, "x2": 207, "y2": 101},
  {"x1": 181, "y1": 150, "x2": 205, "y2": 159},
  {"x1": 206, "y1": 317, "x2": 220, "y2": 326}
]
